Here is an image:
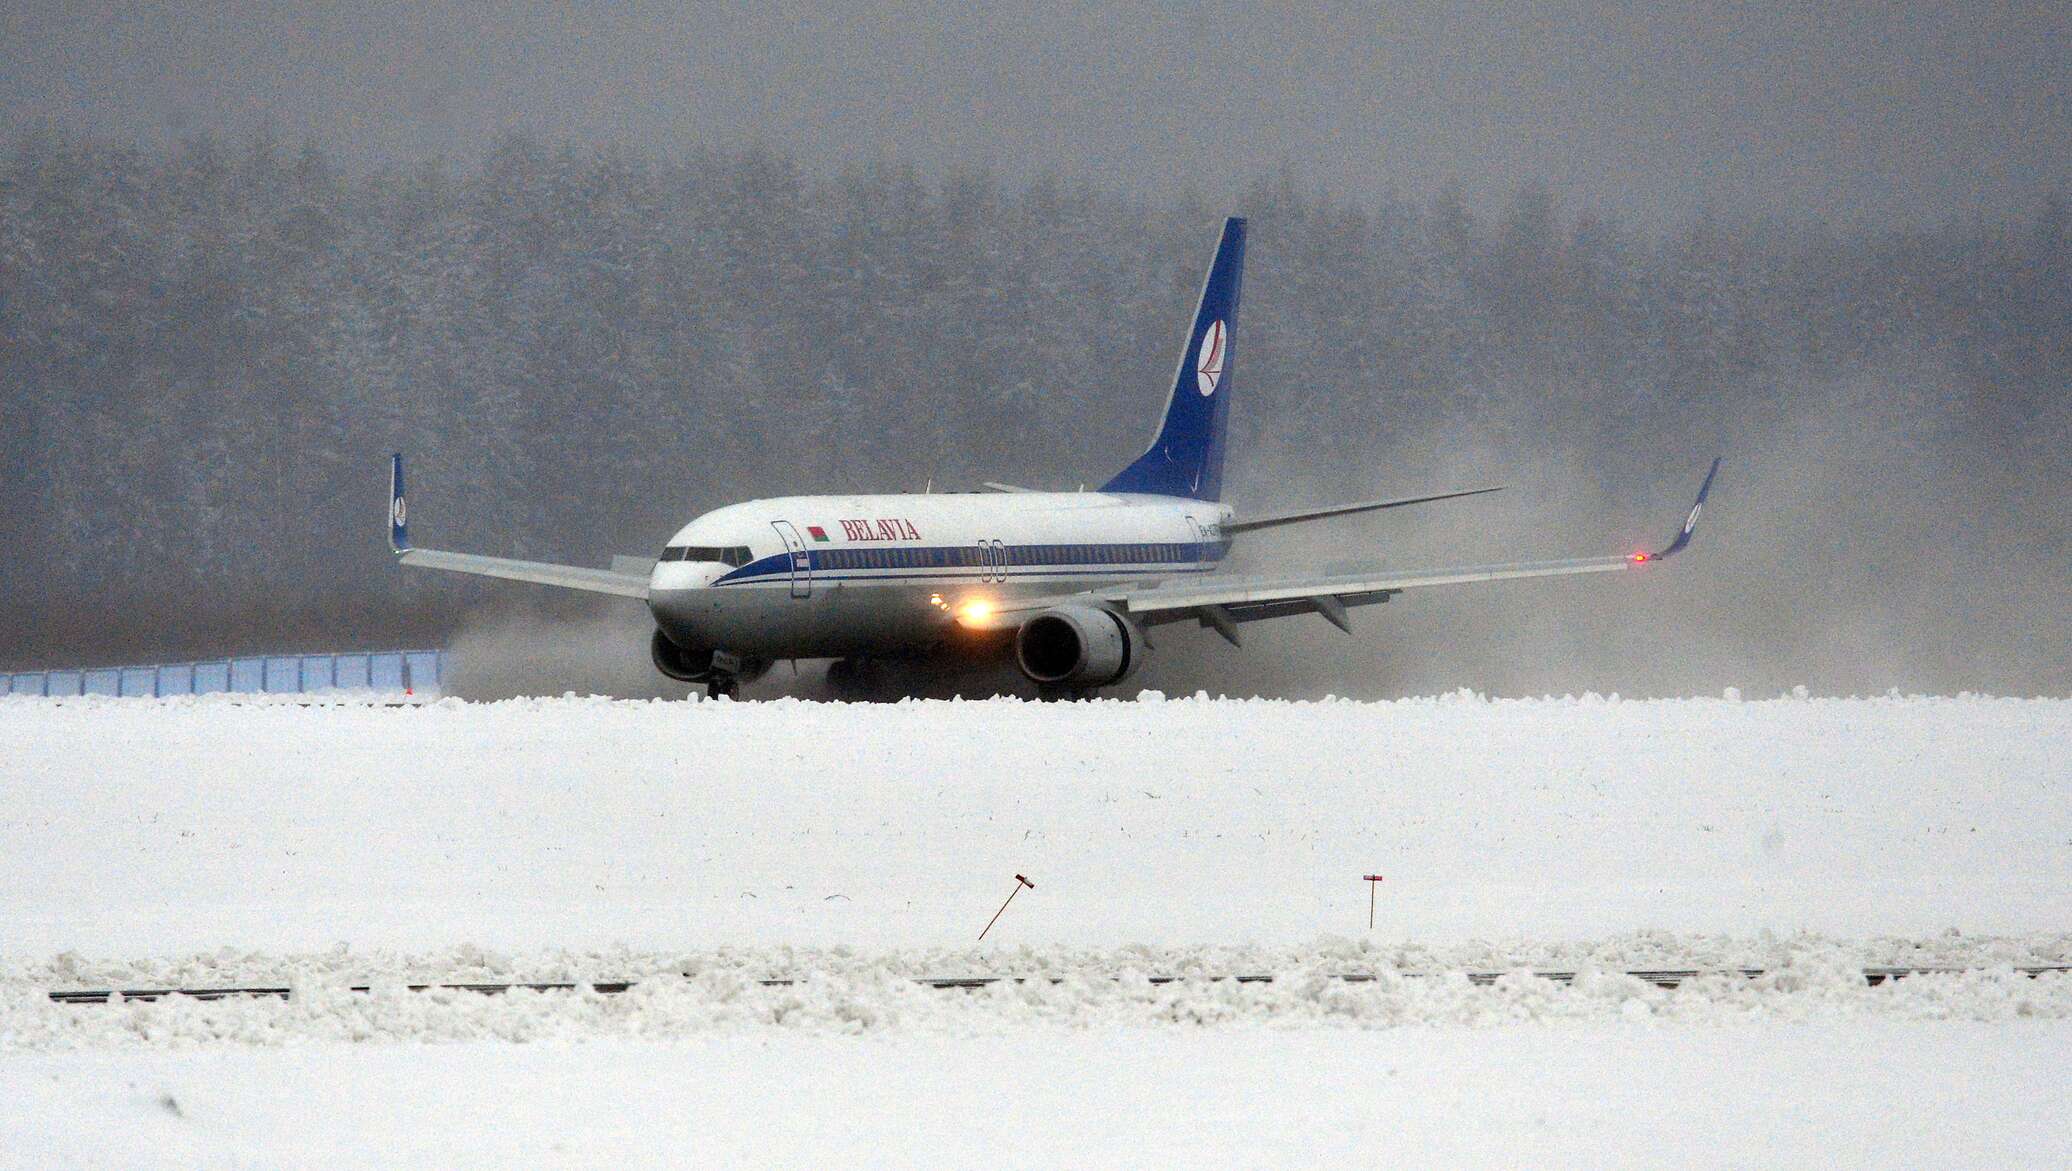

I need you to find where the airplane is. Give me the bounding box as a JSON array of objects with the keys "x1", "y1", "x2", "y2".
[{"x1": 387, "y1": 216, "x2": 1719, "y2": 699}]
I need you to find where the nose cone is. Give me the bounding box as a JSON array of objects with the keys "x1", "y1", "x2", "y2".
[{"x1": 647, "y1": 559, "x2": 726, "y2": 645}]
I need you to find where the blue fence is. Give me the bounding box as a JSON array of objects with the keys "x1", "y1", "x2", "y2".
[{"x1": 2, "y1": 650, "x2": 446, "y2": 698}]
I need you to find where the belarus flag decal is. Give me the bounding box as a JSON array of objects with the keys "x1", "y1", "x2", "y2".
[{"x1": 807, "y1": 525, "x2": 830, "y2": 542}]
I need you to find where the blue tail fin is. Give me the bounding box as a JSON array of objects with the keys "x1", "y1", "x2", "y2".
[
  {"x1": 388, "y1": 453, "x2": 410, "y2": 553},
  {"x1": 1102, "y1": 216, "x2": 1246, "y2": 501}
]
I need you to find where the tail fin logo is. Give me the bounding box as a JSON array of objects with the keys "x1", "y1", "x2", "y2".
[
  {"x1": 1196, "y1": 320, "x2": 1227, "y2": 395},
  {"x1": 391, "y1": 495, "x2": 407, "y2": 528}
]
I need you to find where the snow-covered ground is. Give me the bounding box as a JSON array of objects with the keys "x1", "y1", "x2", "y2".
[
  {"x1": 3, "y1": 693, "x2": 2068, "y2": 1166},
  {"x1": 7, "y1": 1025, "x2": 2069, "y2": 1170},
  {"x1": 4, "y1": 692, "x2": 2067, "y2": 953}
]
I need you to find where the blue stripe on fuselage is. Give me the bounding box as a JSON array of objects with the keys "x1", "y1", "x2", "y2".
[{"x1": 713, "y1": 542, "x2": 1230, "y2": 586}]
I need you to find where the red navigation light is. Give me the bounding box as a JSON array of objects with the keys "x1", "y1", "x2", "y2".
[{"x1": 1630, "y1": 551, "x2": 1649, "y2": 563}]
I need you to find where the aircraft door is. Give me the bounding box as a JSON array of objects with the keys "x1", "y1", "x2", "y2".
[
  {"x1": 973, "y1": 539, "x2": 1006, "y2": 583},
  {"x1": 771, "y1": 520, "x2": 812, "y2": 599}
]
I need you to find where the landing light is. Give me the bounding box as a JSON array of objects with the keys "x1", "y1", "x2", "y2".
[{"x1": 958, "y1": 599, "x2": 994, "y2": 624}]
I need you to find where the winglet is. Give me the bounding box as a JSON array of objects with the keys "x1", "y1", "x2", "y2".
[
  {"x1": 388, "y1": 453, "x2": 410, "y2": 554},
  {"x1": 1633, "y1": 458, "x2": 1720, "y2": 563}
]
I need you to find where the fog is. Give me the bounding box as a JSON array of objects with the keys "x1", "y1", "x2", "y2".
[
  {"x1": 1, "y1": 5, "x2": 2066, "y2": 698},
  {"x1": 6, "y1": 2, "x2": 2068, "y2": 228}
]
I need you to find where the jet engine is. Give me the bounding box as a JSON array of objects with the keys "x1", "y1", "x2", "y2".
[
  {"x1": 1014, "y1": 604, "x2": 1145, "y2": 690},
  {"x1": 650, "y1": 629, "x2": 717, "y2": 683}
]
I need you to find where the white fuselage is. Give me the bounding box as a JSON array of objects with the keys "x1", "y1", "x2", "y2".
[{"x1": 647, "y1": 492, "x2": 1231, "y2": 659}]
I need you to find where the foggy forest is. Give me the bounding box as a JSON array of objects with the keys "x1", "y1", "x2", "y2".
[{"x1": 2, "y1": 130, "x2": 2066, "y2": 696}]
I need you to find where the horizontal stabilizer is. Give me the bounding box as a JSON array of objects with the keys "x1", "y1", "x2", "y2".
[{"x1": 1223, "y1": 485, "x2": 1504, "y2": 534}]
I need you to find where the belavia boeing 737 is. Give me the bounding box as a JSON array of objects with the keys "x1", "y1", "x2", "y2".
[{"x1": 388, "y1": 217, "x2": 1718, "y2": 698}]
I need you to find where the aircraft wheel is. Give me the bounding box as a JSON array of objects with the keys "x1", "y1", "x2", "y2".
[
  {"x1": 826, "y1": 658, "x2": 883, "y2": 701},
  {"x1": 706, "y1": 676, "x2": 739, "y2": 700}
]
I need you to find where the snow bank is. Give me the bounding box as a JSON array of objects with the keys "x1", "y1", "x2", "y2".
[
  {"x1": 6, "y1": 957, "x2": 2070, "y2": 1051},
  {"x1": 4, "y1": 934, "x2": 2069, "y2": 1050},
  {"x1": 12, "y1": 929, "x2": 2072, "y2": 991}
]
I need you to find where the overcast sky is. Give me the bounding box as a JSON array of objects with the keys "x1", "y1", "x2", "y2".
[{"x1": 5, "y1": 1, "x2": 2066, "y2": 226}]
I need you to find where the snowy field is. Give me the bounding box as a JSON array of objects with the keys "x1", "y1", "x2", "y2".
[
  {"x1": 5, "y1": 692, "x2": 2068, "y2": 953},
  {"x1": 3, "y1": 693, "x2": 2069, "y2": 1167}
]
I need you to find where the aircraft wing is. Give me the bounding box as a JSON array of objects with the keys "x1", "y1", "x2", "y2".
[
  {"x1": 962, "y1": 459, "x2": 1718, "y2": 644},
  {"x1": 395, "y1": 548, "x2": 650, "y2": 599},
  {"x1": 386, "y1": 455, "x2": 649, "y2": 600}
]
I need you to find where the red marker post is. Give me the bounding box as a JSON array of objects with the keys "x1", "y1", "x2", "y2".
[
  {"x1": 1363, "y1": 874, "x2": 1385, "y2": 929},
  {"x1": 979, "y1": 874, "x2": 1034, "y2": 941}
]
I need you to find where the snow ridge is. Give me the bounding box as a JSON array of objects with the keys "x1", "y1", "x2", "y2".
[{"x1": 9, "y1": 935, "x2": 2071, "y2": 1049}]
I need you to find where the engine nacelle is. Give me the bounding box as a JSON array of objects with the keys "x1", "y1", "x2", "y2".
[
  {"x1": 1014, "y1": 604, "x2": 1145, "y2": 690},
  {"x1": 650, "y1": 629, "x2": 717, "y2": 683}
]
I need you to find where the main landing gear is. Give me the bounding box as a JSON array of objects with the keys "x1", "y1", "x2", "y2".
[
  {"x1": 705, "y1": 675, "x2": 739, "y2": 700},
  {"x1": 1035, "y1": 683, "x2": 1097, "y2": 702},
  {"x1": 825, "y1": 657, "x2": 885, "y2": 702}
]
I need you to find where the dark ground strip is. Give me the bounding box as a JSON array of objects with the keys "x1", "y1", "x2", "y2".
[{"x1": 43, "y1": 965, "x2": 2072, "y2": 1005}]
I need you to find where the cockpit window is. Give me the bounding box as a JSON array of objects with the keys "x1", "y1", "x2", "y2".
[{"x1": 660, "y1": 545, "x2": 752, "y2": 567}]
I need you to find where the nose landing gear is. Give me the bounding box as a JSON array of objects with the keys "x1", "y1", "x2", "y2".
[{"x1": 652, "y1": 630, "x2": 765, "y2": 699}]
